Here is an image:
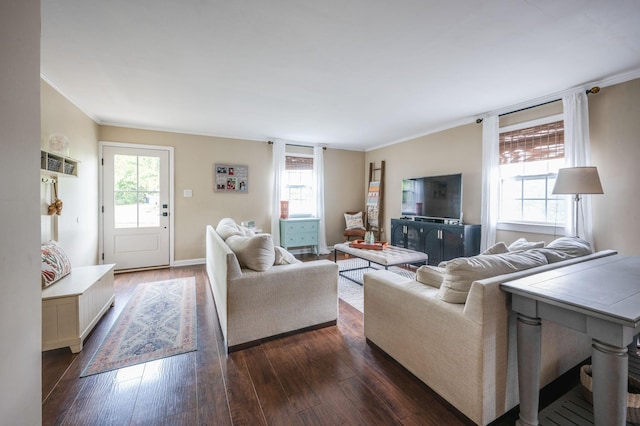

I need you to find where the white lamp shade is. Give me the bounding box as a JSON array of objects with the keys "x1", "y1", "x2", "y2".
[{"x1": 552, "y1": 167, "x2": 604, "y2": 195}]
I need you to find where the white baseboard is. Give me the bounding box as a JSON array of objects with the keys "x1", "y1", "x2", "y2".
[{"x1": 172, "y1": 258, "x2": 205, "y2": 267}]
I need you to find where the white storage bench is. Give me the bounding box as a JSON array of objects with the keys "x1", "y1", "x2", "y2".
[{"x1": 41, "y1": 264, "x2": 116, "y2": 353}]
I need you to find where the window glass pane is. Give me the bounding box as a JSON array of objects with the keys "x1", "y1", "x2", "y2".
[
  {"x1": 114, "y1": 191, "x2": 139, "y2": 228},
  {"x1": 500, "y1": 197, "x2": 522, "y2": 222},
  {"x1": 139, "y1": 192, "x2": 160, "y2": 227},
  {"x1": 138, "y1": 156, "x2": 160, "y2": 192},
  {"x1": 523, "y1": 179, "x2": 546, "y2": 199},
  {"x1": 522, "y1": 200, "x2": 547, "y2": 222},
  {"x1": 114, "y1": 155, "x2": 137, "y2": 191},
  {"x1": 547, "y1": 199, "x2": 566, "y2": 223}
]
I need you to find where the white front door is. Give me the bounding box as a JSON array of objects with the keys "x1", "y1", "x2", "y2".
[{"x1": 102, "y1": 145, "x2": 171, "y2": 270}]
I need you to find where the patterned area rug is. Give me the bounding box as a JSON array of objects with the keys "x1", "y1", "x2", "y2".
[
  {"x1": 81, "y1": 277, "x2": 197, "y2": 377},
  {"x1": 337, "y1": 258, "x2": 415, "y2": 313}
]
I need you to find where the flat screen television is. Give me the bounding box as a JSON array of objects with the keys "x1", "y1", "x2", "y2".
[{"x1": 401, "y1": 173, "x2": 463, "y2": 221}]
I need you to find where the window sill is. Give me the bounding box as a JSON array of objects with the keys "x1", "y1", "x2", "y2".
[{"x1": 497, "y1": 221, "x2": 565, "y2": 236}]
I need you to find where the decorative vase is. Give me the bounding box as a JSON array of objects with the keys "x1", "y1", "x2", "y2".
[{"x1": 365, "y1": 231, "x2": 375, "y2": 244}]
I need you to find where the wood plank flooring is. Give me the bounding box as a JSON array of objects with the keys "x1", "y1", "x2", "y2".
[{"x1": 42, "y1": 255, "x2": 577, "y2": 425}]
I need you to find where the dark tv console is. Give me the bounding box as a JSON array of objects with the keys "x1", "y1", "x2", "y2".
[{"x1": 390, "y1": 218, "x2": 481, "y2": 266}]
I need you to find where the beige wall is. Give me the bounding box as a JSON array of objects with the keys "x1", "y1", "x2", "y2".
[
  {"x1": 0, "y1": 1, "x2": 42, "y2": 423},
  {"x1": 99, "y1": 126, "x2": 366, "y2": 261},
  {"x1": 590, "y1": 78, "x2": 640, "y2": 255},
  {"x1": 365, "y1": 123, "x2": 483, "y2": 241},
  {"x1": 365, "y1": 78, "x2": 640, "y2": 254},
  {"x1": 323, "y1": 148, "x2": 367, "y2": 244},
  {"x1": 41, "y1": 81, "x2": 101, "y2": 266}
]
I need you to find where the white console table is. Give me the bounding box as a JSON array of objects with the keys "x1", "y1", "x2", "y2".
[
  {"x1": 42, "y1": 264, "x2": 116, "y2": 353},
  {"x1": 501, "y1": 254, "x2": 640, "y2": 426}
]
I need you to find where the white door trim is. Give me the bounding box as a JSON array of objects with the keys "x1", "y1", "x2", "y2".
[{"x1": 99, "y1": 141, "x2": 175, "y2": 268}]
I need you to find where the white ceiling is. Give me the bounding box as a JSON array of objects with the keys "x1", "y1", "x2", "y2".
[{"x1": 41, "y1": 0, "x2": 640, "y2": 151}]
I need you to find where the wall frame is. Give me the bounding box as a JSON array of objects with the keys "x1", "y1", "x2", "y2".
[{"x1": 214, "y1": 163, "x2": 248, "y2": 192}]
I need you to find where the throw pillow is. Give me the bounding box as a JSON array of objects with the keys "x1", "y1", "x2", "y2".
[
  {"x1": 532, "y1": 236, "x2": 593, "y2": 263},
  {"x1": 274, "y1": 246, "x2": 301, "y2": 265},
  {"x1": 239, "y1": 225, "x2": 256, "y2": 237},
  {"x1": 508, "y1": 237, "x2": 545, "y2": 251},
  {"x1": 226, "y1": 234, "x2": 276, "y2": 271},
  {"x1": 216, "y1": 218, "x2": 243, "y2": 240},
  {"x1": 41, "y1": 241, "x2": 72, "y2": 287},
  {"x1": 438, "y1": 250, "x2": 548, "y2": 304},
  {"x1": 415, "y1": 265, "x2": 445, "y2": 288},
  {"x1": 481, "y1": 242, "x2": 509, "y2": 255},
  {"x1": 344, "y1": 212, "x2": 365, "y2": 230}
]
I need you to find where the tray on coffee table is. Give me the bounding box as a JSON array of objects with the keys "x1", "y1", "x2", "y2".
[{"x1": 349, "y1": 240, "x2": 388, "y2": 250}]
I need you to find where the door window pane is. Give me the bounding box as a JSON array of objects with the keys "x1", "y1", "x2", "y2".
[{"x1": 114, "y1": 154, "x2": 160, "y2": 228}]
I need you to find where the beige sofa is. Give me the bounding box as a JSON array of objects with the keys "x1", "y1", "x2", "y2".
[
  {"x1": 206, "y1": 219, "x2": 338, "y2": 352},
  {"x1": 364, "y1": 237, "x2": 617, "y2": 425}
]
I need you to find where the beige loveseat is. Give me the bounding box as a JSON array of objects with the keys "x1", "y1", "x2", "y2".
[
  {"x1": 206, "y1": 218, "x2": 338, "y2": 352},
  {"x1": 364, "y1": 237, "x2": 617, "y2": 425}
]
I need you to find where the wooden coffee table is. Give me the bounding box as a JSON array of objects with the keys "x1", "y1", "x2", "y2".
[{"x1": 333, "y1": 242, "x2": 428, "y2": 285}]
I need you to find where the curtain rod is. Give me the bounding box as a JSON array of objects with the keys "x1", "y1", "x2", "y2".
[
  {"x1": 476, "y1": 86, "x2": 600, "y2": 123},
  {"x1": 267, "y1": 141, "x2": 326, "y2": 150}
]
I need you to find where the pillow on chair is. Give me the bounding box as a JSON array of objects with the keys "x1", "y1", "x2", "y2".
[
  {"x1": 41, "y1": 241, "x2": 72, "y2": 287},
  {"x1": 344, "y1": 212, "x2": 365, "y2": 230}
]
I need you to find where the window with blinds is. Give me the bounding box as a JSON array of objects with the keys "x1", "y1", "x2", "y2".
[
  {"x1": 285, "y1": 156, "x2": 313, "y2": 170},
  {"x1": 500, "y1": 121, "x2": 564, "y2": 164},
  {"x1": 498, "y1": 120, "x2": 566, "y2": 226},
  {"x1": 282, "y1": 155, "x2": 314, "y2": 217}
]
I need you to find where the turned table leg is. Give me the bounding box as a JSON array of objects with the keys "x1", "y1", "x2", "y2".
[
  {"x1": 592, "y1": 339, "x2": 628, "y2": 425},
  {"x1": 516, "y1": 313, "x2": 542, "y2": 426}
]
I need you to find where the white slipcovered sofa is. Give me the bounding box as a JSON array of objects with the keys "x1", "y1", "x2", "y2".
[
  {"x1": 364, "y1": 237, "x2": 617, "y2": 425},
  {"x1": 206, "y1": 218, "x2": 338, "y2": 352}
]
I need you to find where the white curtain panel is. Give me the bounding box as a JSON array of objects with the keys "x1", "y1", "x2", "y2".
[
  {"x1": 480, "y1": 115, "x2": 499, "y2": 251},
  {"x1": 270, "y1": 139, "x2": 286, "y2": 247},
  {"x1": 562, "y1": 91, "x2": 595, "y2": 245},
  {"x1": 313, "y1": 146, "x2": 330, "y2": 254}
]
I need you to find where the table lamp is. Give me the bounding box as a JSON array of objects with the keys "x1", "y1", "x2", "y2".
[{"x1": 552, "y1": 166, "x2": 603, "y2": 238}]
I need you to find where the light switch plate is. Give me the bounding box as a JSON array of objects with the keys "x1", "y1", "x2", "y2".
[{"x1": 183, "y1": 189, "x2": 193, "y2": 197}]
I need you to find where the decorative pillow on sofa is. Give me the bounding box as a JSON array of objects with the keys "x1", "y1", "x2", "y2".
[
  {"x1": 344, "y1": 212, "x2": 365, "y2": 230},
  {"x1": 508, "y1": 237, "x2": 545, "y2": 251},
  {"x1": 239, "y1": 225, "x2": 256, "y2": 237},
  {"x1": 216, "y1": 218, "x2": 243, "y2": 240},
  {"x1": 481, "y1": 242, "x2": 509, "y2": 255},
  {"x1": 41, "y1": 241, "x2": 72, "y2": 287},
  {"x1": 416, "y1": 265, "x2": 445, "y2": 288},
  {"x1": 438, "y1": 250, "x2": 548, "y2": 304},
  {"x1": 531, "y1": 237, "x2": 593, "y2": 263},
  {"x1": 274, "y1": 246, "x2": 301, "y2": 265},
  {"x1": 226, "y1": 234, "x2": 276, "y2": 271}
]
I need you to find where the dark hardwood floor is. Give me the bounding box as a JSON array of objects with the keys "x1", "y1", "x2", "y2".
[{"x1": 42, "y1": 253, "x2": 578, "y2": 425}]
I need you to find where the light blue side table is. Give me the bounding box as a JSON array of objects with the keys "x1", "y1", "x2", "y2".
[{"x1": 280, "y1": 218, "x2": 319, "y2": 255}]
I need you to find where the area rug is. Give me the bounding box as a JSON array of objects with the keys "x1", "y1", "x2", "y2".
[
  {"x1": 81, "y1": 277, "x2": 197, "y2": 377},
  {"x1": 337, "y1": 258, "x2": 415, "y2": 313}
]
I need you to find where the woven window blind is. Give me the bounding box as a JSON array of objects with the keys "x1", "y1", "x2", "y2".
[
  {"x1": 285, "y1": 156, "x2": 313, "y2": 170},
  {"x1": 499, "y1": 121, "x2": 564, "y2": 165}
]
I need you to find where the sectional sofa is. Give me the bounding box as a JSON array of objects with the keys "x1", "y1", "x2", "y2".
[{"x1": 363, "y1": 237, "x2": 617, "y2": 425}]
